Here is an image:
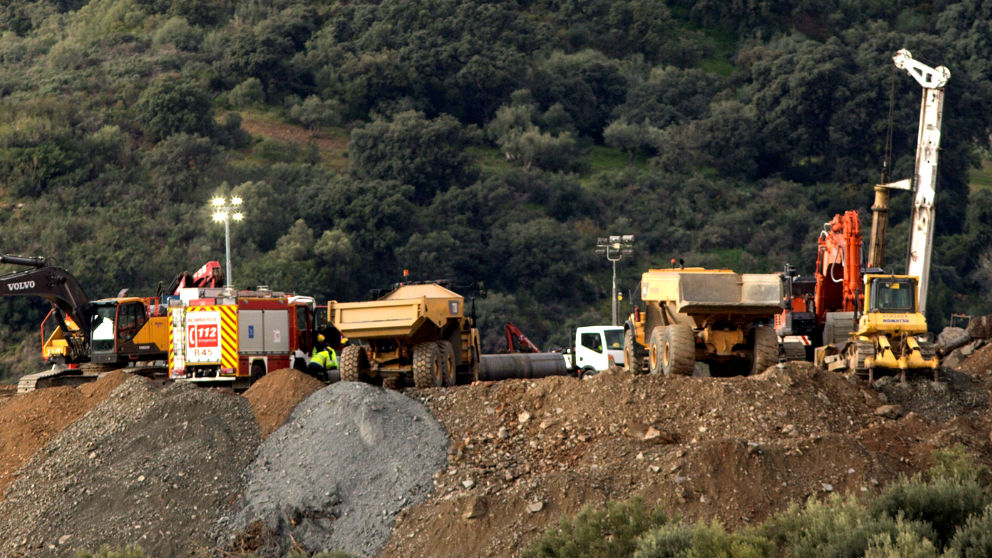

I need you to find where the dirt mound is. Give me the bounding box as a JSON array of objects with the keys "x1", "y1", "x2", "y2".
[
  {"x1": 380, "y1": 362, "x2": 992, "y2": 558},
  {"x1": 0, "y1": 370, "x2": 131, "y2": 499},
  {"x1": 0, "y1": 377, "x2": 260, "y2": 557},
  {"x1": 243, "y1": 367, "x2": 326, "y2": 437},
  {"x1": 224, "y1": 381, "x2": 447, "y2": 558},
  {"x1": 959, "y1": 343, "x2": 992, "y2": 376}
]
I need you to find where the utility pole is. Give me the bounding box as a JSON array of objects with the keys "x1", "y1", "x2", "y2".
[
  {"x1": 211, "y1": 195, "x2": 244, "y2": 289},
  {"x1": 596, "y1": 235, "x2": 634, "y2": 325}
]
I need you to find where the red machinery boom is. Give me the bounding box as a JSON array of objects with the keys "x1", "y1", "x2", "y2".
[
  {"x1": 814, "y1": 211, "x2": 863, "y2": 328},
  {"x1": 504, "y1": 323, "x2": 541, "y2": 353}
]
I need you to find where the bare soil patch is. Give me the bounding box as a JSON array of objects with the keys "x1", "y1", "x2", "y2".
[
  {"x1": 381, "y1": 362, "x2": 992, "y2": 557},
  {"x1": 243, "y1": 367, "x2": 326, "y2": 437}
]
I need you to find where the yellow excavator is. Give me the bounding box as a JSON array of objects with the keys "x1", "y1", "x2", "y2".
[
  {"x1": 838, "y1": 273, "x2": 938, "y2": 382},
  {"x1": 1, "y1": 255, "x2": 222, "y2": 391}
]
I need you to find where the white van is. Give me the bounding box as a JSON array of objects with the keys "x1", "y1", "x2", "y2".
[{"x1": 567, "y1": 325, "x2": 625, "y2": 375}]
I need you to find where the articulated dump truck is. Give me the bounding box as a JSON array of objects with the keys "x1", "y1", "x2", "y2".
[
  {"x1": 327, "y1": 282, "x2": 481, "y2": 390},
  {"x1": 624, "y1": 268, "x2": 783, "y2": 376}
]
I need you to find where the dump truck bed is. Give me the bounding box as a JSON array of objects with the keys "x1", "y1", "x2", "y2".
[
  {"x1": 328, "y1": 283, "x2": 466, "y2": 340},
  {"x1": 641, "y1": 269, "x2": 782, "y2": 316},
  {"x1": 329, "y1": 298, "x2": 431, "y2": 338}
]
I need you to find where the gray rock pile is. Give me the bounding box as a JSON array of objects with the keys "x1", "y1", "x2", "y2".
[
  {"x1": 224, "y1": 381, "x2": 448, "y2": 558},
  {"x1": 0, "y1": 377, "x2": 261, "y2": 557}
]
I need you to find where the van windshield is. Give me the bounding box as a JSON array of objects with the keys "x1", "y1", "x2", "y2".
[{"x1": 604, "y1": 329, "x2": 624, "y2": 350}]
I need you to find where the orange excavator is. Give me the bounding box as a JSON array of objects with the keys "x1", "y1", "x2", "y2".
[{"x1": 776, "y1": 210, "x2": 864, "y2": 358}]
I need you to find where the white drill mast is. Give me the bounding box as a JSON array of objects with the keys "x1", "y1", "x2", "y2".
[{"x1": 892, "y1": 49, "x2": 949, "y2": 313}]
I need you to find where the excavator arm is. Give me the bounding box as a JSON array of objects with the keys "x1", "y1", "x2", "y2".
[
  {"x1": 505, "y1": 323, "x2": 541, "y2": 353},
  {"x1": 0, "y1": 255, "x2": 93, "y2": 362}
]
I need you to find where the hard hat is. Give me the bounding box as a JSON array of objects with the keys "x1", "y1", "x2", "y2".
[{"x1": 317, "y1": 334, "x2": 325, "y2": 342}]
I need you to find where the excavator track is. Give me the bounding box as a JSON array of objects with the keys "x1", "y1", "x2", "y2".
[{"x1": 16, "y1": 363, "x2": 167, "y2": 394}]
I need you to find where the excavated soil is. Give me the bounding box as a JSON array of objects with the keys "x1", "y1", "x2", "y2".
[
  {"x1": 243, "y1": 367, "x2": 326, "y2": 437},
  {"x1": 0, "y1": 352, "x2": 990, "y2": 557},
  {"x1": 0, "y1": 370, "x2": 129, "y2": 500},
  {"x1": 380, "y1": 361, "x2": 992, "y2": 558}
]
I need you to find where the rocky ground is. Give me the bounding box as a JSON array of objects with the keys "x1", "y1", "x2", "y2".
[
  {"x1": 0, "y1": 333, "x2": 989, "y2": 557},
  {"x1": 380, "y1": 360, "x2": 992, "y2": 557}
]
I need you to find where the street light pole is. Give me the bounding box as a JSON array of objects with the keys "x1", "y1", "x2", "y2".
[
  {"x1": 596, "y1": 235, "x2": 634, "y2": 326},
  {"x1": 212, "y1": 195, "x2": 244, "y2": 288}
]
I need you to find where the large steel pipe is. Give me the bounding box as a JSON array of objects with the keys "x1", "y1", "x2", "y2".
[{"x1": 478, "y1": 353, "x2": 570, "y2": 381}]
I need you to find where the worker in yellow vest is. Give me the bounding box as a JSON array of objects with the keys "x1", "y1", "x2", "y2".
[{"x1": 308, "y1": 334, "x2": 338, "y2": 381}]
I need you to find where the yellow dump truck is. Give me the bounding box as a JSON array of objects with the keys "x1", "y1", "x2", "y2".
[
  {"x1": 623, "y1": 268, "x2": 783, "y2": 376},
  {"x1": 327, "y1": 282, "x2": 482, "y2": 389}
]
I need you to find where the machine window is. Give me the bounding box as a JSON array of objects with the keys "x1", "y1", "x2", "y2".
[
  {"x1": 604, "y1": 329, "x2": 624, "y2": 350},
  {"x1": 91, "y1": 306, "x2": 117, "y2": 352},
  {"x1": 116, "y1": 302, "x2": 146, "y2": 342},
  {"x1": 580, "y1": 333, "x2": 603, "y2": 353},
  {"x1": 873, "y1": 280, "x2": 915, "y2": 313}
]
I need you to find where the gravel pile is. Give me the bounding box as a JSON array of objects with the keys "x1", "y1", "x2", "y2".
[
  {"x1": 0, "y1": 377, "x2": 261, "y2": 557},
  {"x1": 224, "y1": 381, "x2": 448, "y2": 557}
]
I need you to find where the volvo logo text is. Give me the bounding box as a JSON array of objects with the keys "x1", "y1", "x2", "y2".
[{"x1": 7, "y1": 281, "x2": 35, "y2": 291}]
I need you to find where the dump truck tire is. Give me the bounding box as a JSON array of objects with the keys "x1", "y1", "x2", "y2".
[
  {"x1": 662, "y1": 323, "x2": 695, "y2": 376},
  {"x1": 625, "y1": 328, "x2": 645, "y2": 375},
  {"x1": 339, "y1": 345, "x2": 367, "y2": 383},
  {"x1": 751, "y1": 326, "x2": 778, "y2": 374},
  {"x1": 648, "y1": 326, "x2": 666, "y2": 375},
  {"x1": 413, "y1": 342, "x2": 441, "y2": 388},
  {"x1": 437, "y1": 340, "x2": 456, "y2": 386}
]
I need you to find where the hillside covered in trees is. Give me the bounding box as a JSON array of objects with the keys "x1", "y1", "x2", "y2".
[{"x1": 1, "y1": 0, "x2": 991, "y2": 379}]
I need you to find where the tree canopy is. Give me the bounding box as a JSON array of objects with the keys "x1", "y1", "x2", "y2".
[{"x1": 1, "y1": 0, "x2": 991, "y2": 377}]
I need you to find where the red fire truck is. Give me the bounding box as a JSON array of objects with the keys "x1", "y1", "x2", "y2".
[{"x1": 168, "y1": 287, "x2": 316, "y2": 388}]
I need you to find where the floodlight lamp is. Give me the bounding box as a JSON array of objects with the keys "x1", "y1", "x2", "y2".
[
  {"x1": 212, "y1": 211, "x2": 226, "y2": 222},
  {"x1": 212, "y1": 197, "x2": 225, "y2": 207},
  {"x1": 231, "y1": 197, "x2": 243, "y2": 206},
  {"x1": 233, "y1": 213, "x2": 244, "y2": 221}
]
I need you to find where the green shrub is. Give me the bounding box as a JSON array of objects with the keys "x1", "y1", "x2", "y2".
[
  {"x1": 864, "y1": 517, "x2": 939, "y2": 558},
  {"x1": 684, "y1": 522, "x2": 772, "y2": 558},
  {"x1": 869, "y1": 474, "x2": 989, "y2": 548},
  {"x1": 762, "y1": 493, "x2": 893, "y2": 558},
  {"x1": 636, "y1": 521, "x2": 772, "y2": 558},
  {"x1": 945, "y1": 504, "x2": 992, "y2": 558},
  {"x1": 633, "y1": 522, "x2": 694, "y2": 558},
  {"x1": 522, "y1": 497, "x2": 669, "y2": 558},
  {"x1": 930, "y1": 444, "x2": 988, "y2": 485},
  {"x1": 228, "y1": 77, "x2": 264, "y2": 108}
]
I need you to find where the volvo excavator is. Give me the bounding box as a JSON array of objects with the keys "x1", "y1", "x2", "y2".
[{"x1": 1, "y1": 255, "x2": 222, "y2": 392}]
